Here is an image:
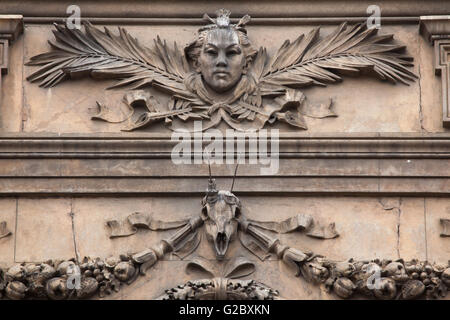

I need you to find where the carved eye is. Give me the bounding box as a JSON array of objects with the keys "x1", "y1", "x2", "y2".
[
  {"x1": 205, "y1": 49, "x2": 217, "y2": 56},
  {"x1": 226, "y1": 49, "x2": 240, "y2": 57}
]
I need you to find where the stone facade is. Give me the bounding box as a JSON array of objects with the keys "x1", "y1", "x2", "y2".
[{"x1": 0, "y1": 1, "x2": 449, "y2": 300}]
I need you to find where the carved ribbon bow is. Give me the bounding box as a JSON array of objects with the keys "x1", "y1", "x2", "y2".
[
  {"x1": 184, "y1": 256, "x2": 256, "y2": 300},
  {"x1": 157, "y1": 256, "x2": 280, "y2": 300}
]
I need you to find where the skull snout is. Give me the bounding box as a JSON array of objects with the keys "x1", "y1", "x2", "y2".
[
  {"x1": 214, "y1": 216, "x2": 229, "y2": 260},
  {"x1": 214, "y1": 231, "x2": 229, "y2": 260}
]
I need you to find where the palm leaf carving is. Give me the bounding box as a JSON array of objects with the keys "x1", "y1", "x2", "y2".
[
  {"x1": 250, "y1": 22, "x2": 417, "y2": 92},
  {"x1": 25, "y1": 19, "x2": 417, "y2": 131},
  {"x1": 26, "y1": 22, "x2": 195, "y2": 99}
]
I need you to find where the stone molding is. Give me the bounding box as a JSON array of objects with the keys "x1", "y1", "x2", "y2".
[
  {"x1": 0, "y1": 16, "x2": 23, "y2": 73},
  {"x1": 0, "y1": 133, "x2": 449, "y2": 195},
  {"x1": 0, "y1": 15, "x2": 23, "y2": 75},
  {"x1": 0, "y1": 15, "x2": 23, "y2": 118},
  {"x1": 0, "y1": 133, "x2": 449, "y2": 155},
  {"x1": 1, "y1": 1, "x2": 449, "y2": 19}
]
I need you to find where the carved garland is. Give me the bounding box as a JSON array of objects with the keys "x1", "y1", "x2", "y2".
[
  {"x1": 0, "y1": 178, "x2": 449, "y2": 300},
  {"x1": 0, "y1": 248, "x2": 448, "y2": 300}
]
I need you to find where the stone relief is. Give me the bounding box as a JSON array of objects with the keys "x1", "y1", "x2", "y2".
[
  {"x1": 26, "y1": 9, "x2": 417, "y2": 132},
  {"x1": 441, "y1": 218, "x2": 450, "y2": 237},
  {"x1": 0, "y1": 15, "x2": 23, "y2": 106},
  {"x1": 106, "y1": 175, "x2": 338, "y2": 262},
  {"x1": 0, "y1": 221, "x2": 12, "y2": 239},
  {"x1": 2, "y1": 9, "x2": 446, "y2": 300},
  {"x1": 420, "y1": 17, "x2": 450, "y2": 127},
  {"x1": 0, "y1": 175, "x2": 449, "y2": 300},
  {"x1": 157, "y1": 256, "x2": 280, "y2": 300}
]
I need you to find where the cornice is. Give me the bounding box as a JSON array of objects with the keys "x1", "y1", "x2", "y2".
[
  {"x1": 0, "y1": 1, "x2": 448, "y2": 19},
  {"x1": 0, "y1": 133, "x2": 448, "y2": 196},
  {"x1": 0, "y1": 133, "x2": 449, "y2": 158}
]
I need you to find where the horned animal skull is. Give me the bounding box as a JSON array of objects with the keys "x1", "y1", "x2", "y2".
[{"x1": 201, "y1": 178, "x2": 241, "y2": 260}]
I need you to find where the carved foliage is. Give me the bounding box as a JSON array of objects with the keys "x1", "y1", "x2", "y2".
[
  {"x1": 158, "y1": 278, "x2": 279, "y2": 300},
  {"x1": 0, "y1": 255, "x2": 141, "y2": 300},
  {"x1": 26, "y1": 10, "x2": 417, "y2": 131}
]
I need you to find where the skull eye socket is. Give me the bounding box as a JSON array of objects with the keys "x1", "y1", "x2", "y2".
[
  {"x1": 224, "y1": 195, "x2": 237, "y2": 204},
  {"x1": 207, "y1": 195, "x2": 218, "y2": 204}
]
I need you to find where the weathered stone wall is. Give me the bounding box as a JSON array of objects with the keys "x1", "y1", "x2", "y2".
[{"x1": 1, "y1": 195, "x2": 448, "y2": 299}]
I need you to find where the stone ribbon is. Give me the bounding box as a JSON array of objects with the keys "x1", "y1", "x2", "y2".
[
  {"x1": 440, "y1": 218, "x2": 450, "y2": 237},
  {"x1": 106, "y1": 212, "x2": 189, "y2": 238},
  {"x1": 247, "y1": 213, "x2": 339, "y2": 239},
  {"x1": 186, "y1": 256, "x2": 256, "y2": 279},
  {"x1": 0, "y1": 221, "x2": 11, "y2": 239}
]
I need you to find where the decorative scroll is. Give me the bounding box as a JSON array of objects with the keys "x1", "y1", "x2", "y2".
[
  {"x1": 106, "y1": 212, "x2": 189, "y2": 238},
  {"x1": 420, "y1": 17, "x2": 450, "y2": 127},
  {"x1": 248, "y1": 213, "x2": 339, "y2": 239},
  {"x1": 0, "y1": 221, "x2": 11, "y2": 239},
  {"x1": 26, "y1": 9, "x2": 416, "y2": 132},
  {"x1": 0, "y1": 16, "x2": 23, "y2": 112},
  {"x1": 440, "y1": 219, "x2": 450, "y2": 237}
]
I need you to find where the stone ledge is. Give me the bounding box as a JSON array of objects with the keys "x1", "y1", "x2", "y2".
[
  {"x1": 0, "y1": 133, "x2": 450, "y2": 157},
  {"x1": 1, "y1": 1, "x2": 449, "y2": 19},
  {"x1": 0, "y1": 133, "x2": 448, "y2": 195},
  {"x1": 0, "y1": 177, "x2": 449, "y2": 196}
]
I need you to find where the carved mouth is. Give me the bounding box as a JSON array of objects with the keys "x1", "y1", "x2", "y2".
[
  {"x1": 214, "y1": 232, "x2": 229, "y2": 260},
  {"x1": 213, "y1": 71, "x2": 229, "y2": 77}
]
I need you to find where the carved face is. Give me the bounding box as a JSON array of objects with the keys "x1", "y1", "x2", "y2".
[
  {"x1": 196, "y1": 28, "x2": 246, "y2": 93},
  {"x1": 201, "y1": 190, "x2": 241, "y2": 260}
]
